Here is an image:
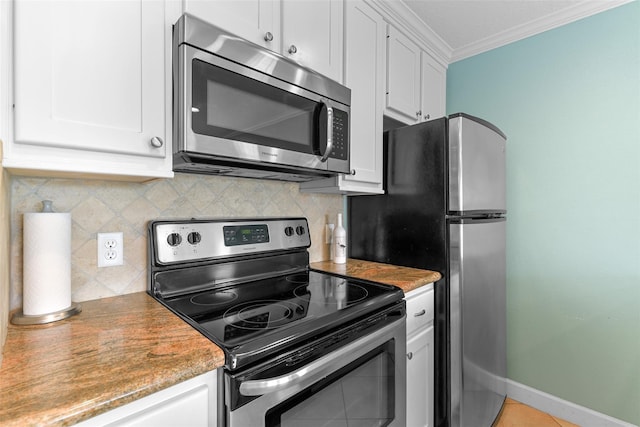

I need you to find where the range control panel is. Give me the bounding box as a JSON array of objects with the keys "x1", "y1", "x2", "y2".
[
  {"x1": 223, "y1": 224, "x2": 269, "y2": 246},
  {"x1": 152, "y1": 218, "x2": 311, "y2": 264}
]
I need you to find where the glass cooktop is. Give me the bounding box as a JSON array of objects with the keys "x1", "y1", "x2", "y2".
[{"x1": 161, "y1": 270, "x2": 402, "y2": 366}]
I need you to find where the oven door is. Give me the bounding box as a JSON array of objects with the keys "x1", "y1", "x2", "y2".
[
  {"x1": 175, "y1": 44, "x2": 350, "y2": 175},
  {"x1": 224, "y1": 308, "x2": 406, "y2": 427}
]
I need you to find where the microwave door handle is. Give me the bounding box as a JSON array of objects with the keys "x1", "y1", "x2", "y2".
[{"x1": 320, "y1": 106, "x2": 334, "y2": 162}]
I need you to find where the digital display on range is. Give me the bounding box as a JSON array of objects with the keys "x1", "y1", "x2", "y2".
[{"x1": 223, "y1": 224, "x2": 269, "y2": 246}]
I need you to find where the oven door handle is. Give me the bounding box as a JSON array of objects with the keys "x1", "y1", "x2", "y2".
[{"x1": 238, "y1": 317, "x2": 403, "y2": 397}]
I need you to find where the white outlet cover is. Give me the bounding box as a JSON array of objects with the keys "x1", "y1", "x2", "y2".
[{"x1": 97, "y1": 232, "x2": 123, "y2": 267}]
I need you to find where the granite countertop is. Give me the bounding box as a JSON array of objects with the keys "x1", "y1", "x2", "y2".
[
  {"x1": 0, "y1": 260, "x2": 438, "y2": 426},
  {"x1": 0, "y1": 292, "x2": 225, "y2": 427},
  {"x1": 310, "y1": 258, "x2": 441, "y2": 293}
]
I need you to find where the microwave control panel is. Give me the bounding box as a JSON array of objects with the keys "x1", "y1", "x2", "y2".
[{"x1": 331, "y1": 110, "x2": 349, "y2": 160}]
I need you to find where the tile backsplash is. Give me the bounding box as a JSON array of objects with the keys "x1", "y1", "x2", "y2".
[{"x1": 9, "y1": 173, "x2": 342, "y2": 310}]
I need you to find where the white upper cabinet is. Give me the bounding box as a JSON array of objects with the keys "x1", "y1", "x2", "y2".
[
  {"x1": 5, "y1": 0, "x2": 173, "y2": 181},
  {"x1": 281, "y1": 0, "x2": 343, "y2": 82},
  {"x1": 385, "y1": 24, "x2": 447, "y2": 125},
  {"x1": 421, "y1": 52, "x2": 446, "y2": 122},
  {"x1": 300, "y1": 0, "x2": 385, "y2": 194},
  {"x1": 386, "y1": 25, "x2": 422, "y2": 123},
  {"x1": 183, "y1": 0, "x2": 280, "y2": 50},
  {"x1": 0, "y1": 1, "x2": 9, "y2": 147},
  {"x1": 183, "y1": 0, "x2": 344, "y2": 82}
]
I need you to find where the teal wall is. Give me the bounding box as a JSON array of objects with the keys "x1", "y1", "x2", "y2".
[{"x1": 447, "y1": 2, "x2": 640, "y2": 424}]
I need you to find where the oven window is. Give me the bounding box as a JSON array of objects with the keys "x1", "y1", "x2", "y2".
[
  {"x1": 266, "y1": 342, "x2": 396, "y2": 427},
  {"x1": 191, "y1": 59, "x2": 316, "y2": 154}
]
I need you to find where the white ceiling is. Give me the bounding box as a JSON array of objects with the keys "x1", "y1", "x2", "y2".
[{"x1": 399, "y1": 0, "x2": 633, "y2": 62}]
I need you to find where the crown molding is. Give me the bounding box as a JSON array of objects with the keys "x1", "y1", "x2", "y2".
[
  {"x1": 450, "y1": 0, "x2": 635, "y2": 63},
  {"x1": 367, "y1": 0, "x2": 453, "y2": 66}
]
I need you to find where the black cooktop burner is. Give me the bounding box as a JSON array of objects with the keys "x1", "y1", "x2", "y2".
[
  {"x1": 293, "y1": 283, "x2": 368, "y2": 306},
  {"x1": 191, "y1": 290, "x2": 238, "y2": 306},
  {"x1": 286, "y1": 274, "x2": 309, "y2": 284},
  {"x1": 223, "y1": 300, "x2": 306, "y2": 330}
]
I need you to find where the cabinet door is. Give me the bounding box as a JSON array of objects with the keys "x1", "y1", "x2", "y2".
[
  {"x1": 407, "y1": 326, "x2": 435, "y2": 427},
  {"x1": 281, "y1": 0, "x2": 343, "y2": 82},
  {"x1": 343, "y1": 0, "x2": 384, "y2": 188},
  {"x1": 14, "y1": 0, "x2": 165, "y2": 158},
  {"x1": 385, "y1": 25, "x2": 421, "y2": 124},
  {"x1": 183, "y1": 0, "x2": 279, "y2": 49},
  {"x1": 298, "y1": 0, "x2": 384, "y2": 195},
  {"x1": 0, "y1": 0, "x2": 9, "y2": 145},
  {"x1": 420, "y1": 52, "x2": 446, "y2": 121},
  {"x1": 74, "y1": 371, "x2": 217, "y2": 427},
  {"x1": 9, "y1": 0, "x2": 172, "y2": 180}
]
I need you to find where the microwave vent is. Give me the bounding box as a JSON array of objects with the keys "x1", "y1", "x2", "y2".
[{"x1": 174, "y1": 153, "x2": 332, "y2": 182}]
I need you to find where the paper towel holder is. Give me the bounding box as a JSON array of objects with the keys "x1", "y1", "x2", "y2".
[
  {"x1": 11, "y1": 302, "x2": 82, "y2": 325},
  {"x1": 13, "y1": 199, "x2": 82, "y2": 326}
]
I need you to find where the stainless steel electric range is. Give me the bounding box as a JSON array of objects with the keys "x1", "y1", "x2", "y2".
[{"x1": 148, "y1": 218, "x2": 406, "y2": 427}]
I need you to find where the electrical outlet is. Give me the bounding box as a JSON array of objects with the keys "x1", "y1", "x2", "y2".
[{"x1": 97, "y1": 232, "x2": 124, "y2": 267}]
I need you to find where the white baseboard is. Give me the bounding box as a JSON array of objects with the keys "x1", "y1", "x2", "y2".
[{"x1": 506, "y1": 379, "x2": 638, "y2": 427}]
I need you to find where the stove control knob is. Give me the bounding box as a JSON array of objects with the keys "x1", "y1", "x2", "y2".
[
  {"x1": 167, "y1": 232, "x2": 182, "y2": 246},
  {"x1": 296, "y1": 226, "x2": 306, "y2": 236},
  {"x1": 187, "y1": 231, "x2": 201, "y2": 245},
  {"x1": 285, "y1": 226, "x2": 294, "y2": 236}
]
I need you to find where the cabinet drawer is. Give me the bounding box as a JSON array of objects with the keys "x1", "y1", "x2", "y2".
[{"x1": 405, "y1": 285, "x2": 434, "y2": 336}]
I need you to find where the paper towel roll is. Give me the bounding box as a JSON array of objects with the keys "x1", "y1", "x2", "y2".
[{"x1": 23, "y1": 208, "x2": 72, "y2": 316}]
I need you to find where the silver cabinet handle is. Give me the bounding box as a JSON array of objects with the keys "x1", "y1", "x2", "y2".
[
  {"x1": 150, "y1": 137, "x2": 164, "y2": 148},
  {"x1": 288, "y1": 45, "x2": 297, "y2": 54},
  {"x1": 407, "y1": 352, "x2": 413, "y2": 360},
  {"x1": 416, "y1": 110, "x2": 422, "y2": 118},
  {"x1": 351, "y1": 169, "x2": 356, "y2": 175},
  {"x1": 264, "y1": 32, "x2": 273, "y2": 42},
  {"x1": 424, "y1": 114, "x2": 431, "y2": 120},
  {"x1": 414, "y1": 309, "x2": 426, "y2": 317}
]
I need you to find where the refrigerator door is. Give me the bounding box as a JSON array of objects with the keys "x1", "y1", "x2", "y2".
[
  {"x1": 449, "y1": 218, "x2": 506, "y2": 427},
  {"x1": 448, "y1": 114, "x2": 506, "y2": 215}
]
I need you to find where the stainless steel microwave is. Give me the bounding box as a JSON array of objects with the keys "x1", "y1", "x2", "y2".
[{"x1": 172, "y1": 14, "x2": 351, "y2": 182}]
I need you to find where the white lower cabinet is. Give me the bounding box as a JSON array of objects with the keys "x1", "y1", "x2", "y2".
[
  {"x1": 407, "y1": 324, "x2": 434, "y2": 427},
  {"x1": 74, "y1": 370, "x2": 217, "y2": 427},
  {"x1": 405, "y1": 285, "x2": 435, "y2": 427}
]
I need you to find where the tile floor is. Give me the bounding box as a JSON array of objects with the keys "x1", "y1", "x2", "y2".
[{"x1": 494, "y1": 398, "x2": 580, "y2": 427}]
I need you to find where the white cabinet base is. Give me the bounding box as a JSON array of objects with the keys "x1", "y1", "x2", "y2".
[
  {"x1": 74, "y1": 371, "x2": 217, "y2": 427},
  {"x1": 407, "y1": 326, "x2": 435, "y2": 427},
  {"x1": 405, "y1": 284, "x2": 435, "y2": 427}
]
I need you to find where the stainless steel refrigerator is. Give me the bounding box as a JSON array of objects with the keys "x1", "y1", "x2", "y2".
[{"x1": 348, "y1": 113, "x2": 507, "y2": 427}]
